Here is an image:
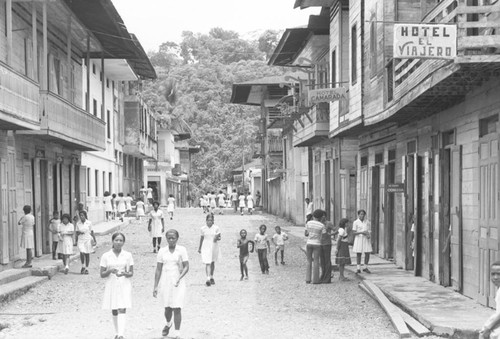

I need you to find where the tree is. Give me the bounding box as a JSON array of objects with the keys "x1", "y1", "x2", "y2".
[{"x1": 258, "y1": 29, "x2": 282, "y2": 59}]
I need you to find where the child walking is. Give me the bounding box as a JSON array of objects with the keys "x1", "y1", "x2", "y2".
[
  {"x1": 238, "y1": 192, "x2": 246, "y2": 215},
  {"x1": 58, "y1": 214, "x2": 74, "y2": 274},
  {"x1": 47, "y1": 211, "x2": 61, "y2": 260},
  {"x1": 76, "y1": 211, "x2": 96, "y2": 274},
  {"x1": 198, "y1": 213, "x2": 221, "y2": 286},
  {"x1": 237, "y1": 229, "x2": 254, "y2": 280},
  {"x1": 167, "y1": 194, "x2": 176, "y2": 220},
  {"x1": 18, "y1": 205, "x2": 35, "y2": 268},
  {"x1": 153, "y1": 229, "x2": 189, "y2": 339},
  {"x1": 254, "y1": 224, "x2": 271, "y2": 274},
  {"x1": 148, "y1": 201, "x2": 165, "y2": 253},
  {"x1": 100, "y1": 232, "x2": 134, "y2": 339},
  {"x1": 272, "y1": 226, "x2": 288, "y2": 265}
]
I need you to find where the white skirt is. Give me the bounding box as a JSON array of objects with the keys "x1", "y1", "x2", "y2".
[
  {"x1": 20, "y1": 231, "x2": 34, "y2": 249},
  {"x1": 247, "y1": 201, "x2": 254, "y2": 209},
  {"x1": 239, "y1": 201, "x2": 246, "y2": 208},
  {"x1": 78, "y1": 239, "x2": 92, "y2": 254},
  {"x1": 150, "y1": 222, "x2": 163, "y2": 238},
  {"x1": 352, "y1": 234, "x2": 373, "y2": 253},
  {"x1": 102, "y1": 275, "x2": 132, "y2": 309},
  {"x1": 58, "y1": 236, "x2": 73, "y2": 255},
  {"x1": 136, "y1": 207, "x2": 145, "y2": 217},
  {"x1": 200, "y1": 241, "x2": 220, "y2": 264},
  {"x1": 159, "y1": 268, "x2": 186, "y2": 308},
  {"x1": 167, "y1": 204, "x2": 175, "y2": 213}
]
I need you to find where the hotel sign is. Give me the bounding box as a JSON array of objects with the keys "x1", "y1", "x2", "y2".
[
  {"x1": 308, "y1": 87, "x2": 347, "y2": 106},
  {"x1": 394, "y1": 24, "x2": 456, "y2": 59}
]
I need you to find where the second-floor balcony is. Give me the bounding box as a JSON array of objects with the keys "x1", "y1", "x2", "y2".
[
  {"x1": 0, "y1": 62, "x2": 39, "y2": 130},
  {"x1": 20, "y1": 91, "x2": 105, "y2": 151},
  {"x1": 123, "y1": 99, "x2": 158, "y2": 160},
  {"x1": 292, "y1": 102, "x2": 329, "y2": 147},
  {"x1": 368, "y1": 0, "x2": 500, "y2": 125}
]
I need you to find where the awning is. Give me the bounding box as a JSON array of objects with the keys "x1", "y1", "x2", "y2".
[
  {"x1": 294, "y1": 0, "x2": 335, "y2": 9},
  {"x1": 171, "y1": 117, "x2": 192, "y2": 141},
  {"x1": 64, "y1": 0, "x2": 156, "y2": 79}
]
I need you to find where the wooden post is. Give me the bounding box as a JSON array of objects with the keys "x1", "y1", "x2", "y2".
[
  {"x1": 101, "y1": 55, "x2": 105, "y2": 120},
  {"x1": 31, "y1": 3, "x2": 37, "y2": 81},
  {"x1": 86, "y1": 35, "x2": 91, "y2": 113},
  {"x1": 42, "y1": 2, "x2": 48, "y2": 91},
  {"x1": 6, "y1": 0, "x2": 12, "y2": 65}
]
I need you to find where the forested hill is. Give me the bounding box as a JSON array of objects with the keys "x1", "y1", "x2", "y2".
[{"x1": 143, "y1": 28, "x2": 285, "y2": 196}]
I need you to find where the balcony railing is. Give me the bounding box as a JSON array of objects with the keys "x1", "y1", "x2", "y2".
[
  {"x1": 293, "y1": 103, "x2": 329, "y2": 147},
  {"x1": 0, "y1": 62, "x2": 39, "y2": 129},
  {"x1": 268, "y1": 136, "x2": 283, "y2": 153},
  {"x1": 123, "y1": 130, "x2": 158, "y2": 160},
  {"x1": 39, "y1": 91, "x2": 106, "y2": 151},
  {"x1": 394, "y1": 0, "x2": 500, "y2": 100}
]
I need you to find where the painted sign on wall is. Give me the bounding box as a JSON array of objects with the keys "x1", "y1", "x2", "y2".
[{"x1": 394, "y1": 24, "x2": 457, "y2": 59}]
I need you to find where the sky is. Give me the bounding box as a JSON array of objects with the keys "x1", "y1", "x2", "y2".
[{"x1": 112, "y1": 0, "x2": 319, "y2": 52}]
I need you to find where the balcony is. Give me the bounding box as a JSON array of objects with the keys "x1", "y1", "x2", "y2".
[
  {"x1": 368, "y1": 0, "x2": 500, "y2": 125},
  {"x1": 123, "y1": 131, "x2": 158, "y2": 161},
  {"x1": 20, "y1": 91, "x2": 105, "y2": 151},
  {"x1": 0, "y1": 62, "x2": 39, "y2": 130},
  {"x1": 293, "y1": 102, "x2": 329, "y2": 147},
  {"x1": 123, "y1": 100, "x2": 158, "y2": 160}
]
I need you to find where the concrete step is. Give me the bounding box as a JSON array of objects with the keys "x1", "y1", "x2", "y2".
[
  {"x1": 0, "y1": 276, "x2": 48, "y2": 304},
  {"x1": 0, "y1": 269, "x2": 31, "y2": 286}
]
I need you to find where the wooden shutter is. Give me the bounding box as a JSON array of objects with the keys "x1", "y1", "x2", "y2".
[{"x1": 0, "y1": 159, "x2": 9, "y2": 264}]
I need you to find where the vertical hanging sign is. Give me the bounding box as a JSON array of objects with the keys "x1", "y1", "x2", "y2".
[{"x1": 394, "y1": 24, "x2": 457, "y2": 59}]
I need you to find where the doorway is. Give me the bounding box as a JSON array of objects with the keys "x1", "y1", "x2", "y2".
[
  {"x1": 325, "y1": 160, "x2": 331, "y2": 220},
  {"x1": 384, "y1": 161, "x2": 396, "y2": 259},
  {"x1": 405, "y1": 153, "x2": 423, "y2": 275},
  {"x1": 371, "y1": 166, "x2": 380, "y2": 254}
]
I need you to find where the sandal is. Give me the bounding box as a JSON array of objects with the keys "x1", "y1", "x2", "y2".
[
  {"x1": 162, "y1": 324, "x2": 171, "y2": 337},
  {"x1": 84, "y1": 269, "x2": 89, "y2": 275}
]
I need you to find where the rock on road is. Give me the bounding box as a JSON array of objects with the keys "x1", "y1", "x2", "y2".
[{"x1": 0, "y1": 208, "x2": 425, "y2": 339}]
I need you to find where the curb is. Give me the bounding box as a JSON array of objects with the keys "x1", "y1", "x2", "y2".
[
  {"x1": 94, "y1": 219, "x2": 130, "y2": 236},
  {"x1": 348, "y1": 266, "x2": 479, "y2": 339}
]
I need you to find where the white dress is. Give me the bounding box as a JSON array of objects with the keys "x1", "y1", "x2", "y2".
[
  {"x1": 167, "y1": 197, "x2": 175, "y2": 213},
  {"x1": 238, "y1": 195, "x2": 246, "y2": 208},
  {"x1": 100, "y1": 249, "x2": 134, "y2": 310},
  {"x1": 209, "y1": 194, "x2": 216, "y2": 208},
  {"x1": 19, "y1": 214, "x2": 35, "y2": 249},
  {"x1": 77, "y1": 220, "x2": 93, "y2": 254},
  {"x1": 246, "y1": 195, "x2": 254, "y2": 209},
  {"x1": 157, "y1": 245, "x2": 188, "y2": 308},
  {"x1": 116, "y1": 197, "x2": 126, "y2": 213},
  {"x1": 217, "y1": 194, "x2": 225, "y2": 207},
  {"x1": 125, "y1": 196, "x2": 133, "y2": 211},
  {"x1": 149, "y1": 209, "x2": 164, "y2": 238},
  {"x1": 58, "y1": 223, "x2": 74, "y2": 255},
  {"x1": 200, "y1": 225, "x2": 221, "y2": 264},
  {"x1": 352, "y1": 218, "x2": 373, "y2": 253},
  {"x1": 136, "y1": 201, "x2": 145, "y2": 217},
  {"x1": 103, "y1": 196, "x2": 113, "y2": 213}
]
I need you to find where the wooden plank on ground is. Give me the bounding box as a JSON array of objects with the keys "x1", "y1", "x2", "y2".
[
  {"x1": 359, "y1": 282, "x2": 430, "y2": 337},
  {"x1": 362, "y1": 281, "x2": 411, "y2": 338}
]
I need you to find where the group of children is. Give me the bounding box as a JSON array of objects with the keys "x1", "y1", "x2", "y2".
[
  {"x1": 199, "y1": 190, "x2": 256, "y2": 216},
  {"x1": 103, "y1": 191, "x2": 136, "y2": 222}
]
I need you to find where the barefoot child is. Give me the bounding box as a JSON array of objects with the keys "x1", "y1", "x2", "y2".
[
  {"x1": 272, "y1": 226, "x2": 288, "y2": 265},
  {"x1": 335, "y1": 218, "x2": 352, "y2": 281},
  {"x1": 254, "y1": 224, "x2": 271, "y2": 274},
  {"x1": 47, "y1": 211, "x2": 61, "y2": 260},
  {"x1": 58, "y1": 214, "x2": 74, "y2": 274},
  {"x1": 237, "y1": 229, "x2": 254, "y2": 280},
  {"x1": 480, "y1": 261, "x2": 500, "y2": 338}
]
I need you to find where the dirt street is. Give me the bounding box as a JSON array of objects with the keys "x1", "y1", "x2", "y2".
[{"x1": 0, "y1": 208, "x2": 436, "y2": 339}]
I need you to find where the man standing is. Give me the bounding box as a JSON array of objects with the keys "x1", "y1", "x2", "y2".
[{"x1": 305, "y1": 198, "x2": 313, "y2": 222}]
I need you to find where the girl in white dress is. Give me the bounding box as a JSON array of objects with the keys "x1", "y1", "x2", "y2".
[
  {"x1": 76, "y1": 211, "x2": 96, "y2": 275},
  {"x1": 153, "y1": 229, "x2": 189, "y2": 339},
  {"x1": 125, "y1": 194, "x2": 133, "y2": 216},
  {"x1": 58, "y1": 214, "x2": 74, "y2": 274},
  {"x1": 238, "y1": 193, "x2": 246, "y2": 215},
  {"x1": 103, "y1": 191, "x2": 113, "y2": 221},
  {"x1": 352, "y1": 209, "x2": 373, "y2": 274},
  {"x1": 18, "y1": 205, "x2": 35, "y2": 268},
  {"x1": 209, "y1": 191, "x2": 217, "y2": 213},
  {"x1": 135, "y1": 200, "x2": 145, "y2": 220},
  {"x1": 167, "y1": 194, "x2": 176, "y2": 220},
  {"x1": 100, "y1": 232, "x2": 134, "y2": 339},
  {"x1": 148, "y1": 201, "x2": 165, "y2": 253},
  {"x1": 116, "y1": 193, "x2": 127, "y2": 222},
  {"x1": 246, "y1": 194, "x2": 254, "y2": 215},
  {"x1": 198, "y1": 213, "x2": 221, "y2": 286}
]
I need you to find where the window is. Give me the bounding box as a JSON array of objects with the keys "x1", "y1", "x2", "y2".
[
  {"x1": 70, "y1": 64, "x2": 76, "y2": 104},
  {"x1": 95, "y1": 170, "x2": 99, "y2": 197},
  {"x1": 331, "y1": 50, "x2": 336, "y2": 88},
  {"x1": 375, "y1": 152, "x2": 383, "y2": 164},
  {"x1": 388, "y1": 149, "x2": 396, "y2": 162},
  {"x1": 442, "y1": 130, "x2": 455, "y2": 146},
  {"x1": 93, "y1": 99, "x2": 97, "y2": 116},
  {"x1": 108, "y1": 173, "x2": 112, "y2": 193},
  {"x1": 102, "y1": 171, "x2": 106, "y2": 194},
  {"x1": 360, "y1": 155, "x2": 368, "y2": 167},
  {"x1": 100, "y1": 71, "x2": 103, "y2": 82},
  {"x1": 87, "y1": 168, "x2": 91, "y2": 196},
  {"x1": 106, "y1": 78, "x2": 109, "y2": 88},
  {"x1": 107, "y1": 110, "x2": 111, "y2": 138},
  {"x1": 92, "y1": 63, "x2": 96, "y2": 74},
  {"x1": 479, "y1": 115, "x2": 499, "y2": 137},
  {"x1": 24, "y1": 38, "x2": 32, "y2": 78},
  {"x1": 351, "y1": 24, "x2": 357, "y2": 84},
  {"x1": 370, "y1": 20, "x2": 377, "y2": 78},
  {"x1": 407, "y1": 140, "x2": 417, "y2": 154},
  {"x1": 50, "y1": 55, "x2": 61, "y2": 95}
]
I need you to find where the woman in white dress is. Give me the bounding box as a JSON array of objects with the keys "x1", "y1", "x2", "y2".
[
  {"x1": 100, "y1": 232, "x2": 134, "y2": 339},
  {"x1": 167, "y1": 194, "x2": 176, "y2": 220},
  {"x1": 18, "y1": 205, "x2": 35, "y2": 268},
  {"x1": 103, "y1": 191, "x2": 113, "y2": 221},
  {"x1": 198, "y1": 213, "x2": 221, "y2": 286},
  {"x1": 238, "y1": 192, "x2": 246, "y2": 215},
  {"x1": 148, "y1": 201, "x2": 165, "y2": 253},
  {"x1": 76, "y1": 211, "x2": 96, "y2": 275},
  {"x1": 352, "y1": 209, "x2": 373, "y2": 274},
  {"x1": 125, "y1": 194, "x2": 133, "y2": 217},
  {"x1": 57, "y1": 214, "x2": 74, "y2": 274},
  {"x1": 153, "y1": 229, "x2": 189, "y2": 339},
  {"x1": 135, "y1": 200, "x2": 145, "y2": 220},
  {"x1": 209, "y1": 191, "x2": 217, "y2": 213},
  {"x1": 246, "y1": 193, "x2": 254, "y2": 215},
  {"x1": 116, "y1": 193, "x2": 127, "y2": 222}
]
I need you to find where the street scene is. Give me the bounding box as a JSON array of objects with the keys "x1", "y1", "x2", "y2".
[{"x1": 2, "y1": 0, "x2": 500, "y2": 338}]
